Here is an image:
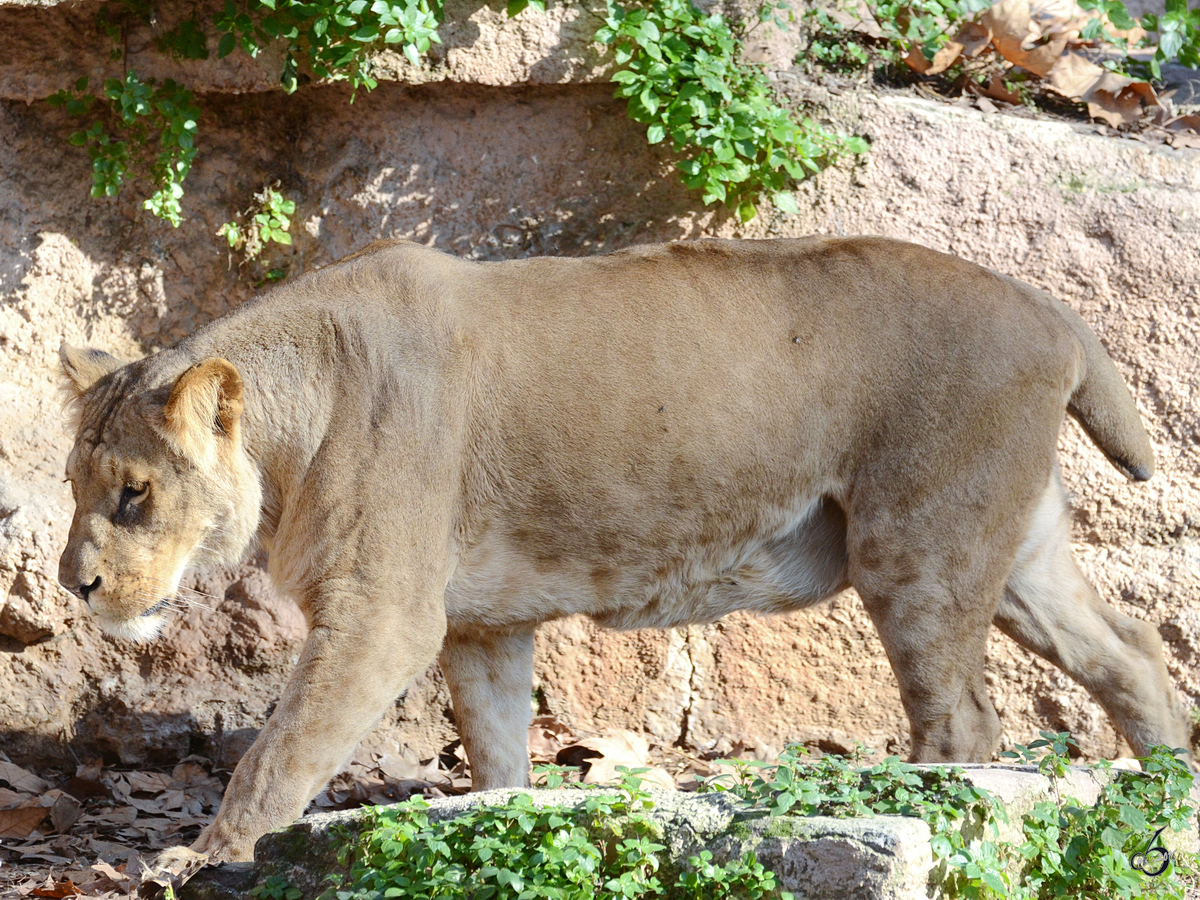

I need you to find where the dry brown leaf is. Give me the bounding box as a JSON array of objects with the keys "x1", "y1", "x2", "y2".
[
  {"x1": 1047, "y1": 52, "x2": 1158, "y2": 126},
  {"x1": 974, "y1": 73, "x2": 1023, "y2": 104},
  {"x1": 1166, "y1": 114, "x2": 1200, "y2": 134},
  {"x1": 0, "y1": 762, "x2": 51, "y2": 796},
  {"x1": 563, "y1": 731, "x2": 675, "y2": 791},
  {"x1": 981, "y1": 0, "x2": 1068, "y2": 76},
  {"x1": 91, "y1": 806, "x2": 138, "y2": 827},
  {"x1": 30, "y1": 878, "x2": 81, "y2": 898},
  {"x1": 126, "y1": 773, "x2": 173, "y2": 795},
  {"x1": 983, "y1": 0, "x2": 1036, "y2": 61},
  {"x1": 49, "y1": 794, "x2": 83, "y2": 834},
  {"x1": 87, "y1": 859, "x2": 135, "y2": 897},
  {"x1": 373, "y1": 749, "x2": 428, "y2": 782},
  {"x1": 903, "y1": 44, "x2": 932, "y2": 74},
  {"x1": 1168, "y1": 131, "x2": 1200, "y2": 148},
  {"x1": 529, "y1": 715, "x2": 577, "y2": 762},
  {"x1": 926, "y1": 40, "x2": 964, "y2": 75},
  {"x1": 1047, "y1": 50, "x2": 1104, "y2": 95},
  {"x1": 0, "y1": 803, "x2": 50, "y2": 839},
  {"x1": 0, "y1": 786, "x2": 30, "y2": 806},
  {"x1": 955, "y1": 21, "x2": 993, "y2": 58},
  {"x1": 1020, "y1": 35, "x2": 1069, "y2": 76}
]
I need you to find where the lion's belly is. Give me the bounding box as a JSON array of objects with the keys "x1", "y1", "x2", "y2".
[{"x1": 443, "y1": 497, "x2": 850, "y2": 631}]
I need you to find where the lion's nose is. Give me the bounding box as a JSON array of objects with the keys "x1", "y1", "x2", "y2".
[{"x1": 68, "y1": 575, "x2": 102, "y2": 604}]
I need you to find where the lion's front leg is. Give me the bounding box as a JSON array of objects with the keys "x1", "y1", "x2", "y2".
[
  {"x1": 191, "y1": 604, "x2": 447, "y2": 862},
  {"x1": 440, "y1": 627, "x2": 536, "y2": 790}
]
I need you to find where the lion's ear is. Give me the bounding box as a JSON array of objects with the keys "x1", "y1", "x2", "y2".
[
  {"x1": 59, "y1": 344, "x2": 122, "y2": 396},
  {"x1": 162, "y1": 358, "x2": 244, "y2": 464}
]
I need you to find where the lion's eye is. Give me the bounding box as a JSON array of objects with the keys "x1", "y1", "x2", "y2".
[{"x1": 116, "y1": 483, "x2": 149, "y2": 523}]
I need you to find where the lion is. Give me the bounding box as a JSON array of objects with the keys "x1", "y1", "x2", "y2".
[{"x1": 57, "y1": 236, "x2": 1188, "y2": 863}]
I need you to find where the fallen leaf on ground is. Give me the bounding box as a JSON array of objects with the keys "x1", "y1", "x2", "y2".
[
  {"x1": 925, "y1": 39, "x2": 965, "y2": 75},
  {"x1": 1048, "y1": 51, "x2": 1157, "y2": 125},
  {"x1": 0, "y1": 804, "x2": 50, "y2": 839},
  {"x1": 1166, "y1": 114, "x2": 1200, "y2": 134},
  {"x1": 972, "y1": 73, "x2": 1023, "y2": 104},
  {"x1": 49, "y1": 796, "x2": 83, "y2": 835},
  {"x1": 0, "y1": 787, "x2": 31, "y2": 806},
  {"x1": 956, "y1": 21, "x2": 994, "y2": 58},
  {"x1": 529, "y1": 715, "x2": 577, "y2": 762},
  {"x1": 125, "y1": 774, "x2": 172, "y2": 796},
  {"x1": 558, "y1": 731, "x2": 676, "y2": 791},
  {"x1": 0, "y1": 762, "x2": 51, "y2": 796},
  {"x1": 974, "y1": 0, "x2": 1067, "y2": 75},
  {"x1": 88, "y1": 859, "x2": 138, "y2": 894},
  {"x1": 30, "y1": 877, "x2": 81, "y2": 898},
  {"x1": 903, "y1": 45, "x2": 932, "y2": 74}
]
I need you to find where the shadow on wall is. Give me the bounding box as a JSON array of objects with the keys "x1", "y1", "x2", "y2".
[{"x1": 0, "y1": 716, "x2": 260, "y2": 773}]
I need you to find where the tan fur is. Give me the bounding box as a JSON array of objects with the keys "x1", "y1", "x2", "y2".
[{"x1": 57, "y1": 236, "x2": 1187, "y2": 863}]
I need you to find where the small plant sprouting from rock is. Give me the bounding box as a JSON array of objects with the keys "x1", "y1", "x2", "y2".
[
  {"x1": 51, "y1": 0, "x2": 867, "y2": 232},
  {"x1": 209, "y1": 0, "x2": 445, "y2": 92},
  {"x1": 218, "y1": 184, "x2": 297, "y2": 277}
]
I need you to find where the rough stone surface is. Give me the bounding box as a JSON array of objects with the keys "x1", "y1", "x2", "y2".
[
  {"x1": 180, "y1": 765, "x2": 1199, "y2": 898},
  {"x1": 192, "y1": 788, "x2": 934, "y2": 900},
  {"x1": 1, "y1": 0, "x2": 1198, "y2": 777}
]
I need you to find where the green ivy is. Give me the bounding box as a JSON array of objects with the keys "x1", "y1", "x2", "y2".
[
  {"x1": 209, "y1": 0, "x2": 444, "y2": 93},
  {"x1": 707, "y1": 745, "x2": 1014, "y2": 897},
  {"x1": 1138, "y1": 0, "x2": 1200, "y2": 78},
  {"x1": 597, "y1": 0, "x2": 866, "y2": 222},
  {"x1": 48, "y1": 71, "x2": 199, "y2": 227},
  {"x1": 319, "y1": 737, "x2": 1194, "y2": 900}
]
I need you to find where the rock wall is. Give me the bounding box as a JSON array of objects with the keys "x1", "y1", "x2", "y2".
[{"x1": 1, "y1": 0, "x2": 1198, "y2": 771}]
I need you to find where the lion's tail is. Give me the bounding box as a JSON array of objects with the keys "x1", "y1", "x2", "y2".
[{"x1": 1053, "y1": 300, "x2": 1155, "y2": 482}]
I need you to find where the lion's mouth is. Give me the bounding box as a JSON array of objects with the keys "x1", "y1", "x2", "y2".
[{"x1": 141, "y1": 599, "x2": 171, "y2": 618}]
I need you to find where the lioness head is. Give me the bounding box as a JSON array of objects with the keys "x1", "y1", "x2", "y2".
[{"x1": 57, "y1": 345, "x2": 262, "y2": 641}]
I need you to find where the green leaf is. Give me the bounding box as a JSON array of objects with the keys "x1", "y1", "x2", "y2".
[
  {"x1": 646, "y1": 123, "x2": 665, "y2": 143},
  {"x1": 771, "y1": 190, "x2": 799, "y2": 213}
]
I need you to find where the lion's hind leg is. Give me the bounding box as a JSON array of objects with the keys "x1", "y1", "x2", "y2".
[
  {"x1": 993, "y1": 472, "x2": 1189, "y2": 758},
  {"x1": 850, "y1": 512, "x2": 1015, "y2": 765}
]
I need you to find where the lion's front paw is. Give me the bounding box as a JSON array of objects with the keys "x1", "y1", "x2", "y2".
[
  {"x1": 189, "y1": 821, "x2": 258, "y2": 863},
  {"x1": 151, "y1": 844, "x2": 210, "y2": 873},
  {"x1": 137, "y1": 844, "x2": 211, "y2": 895}
]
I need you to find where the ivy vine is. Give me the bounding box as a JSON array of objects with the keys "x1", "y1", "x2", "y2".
[{"x1": 49, "y1": 0, "x2": 861, "y2": 231}]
